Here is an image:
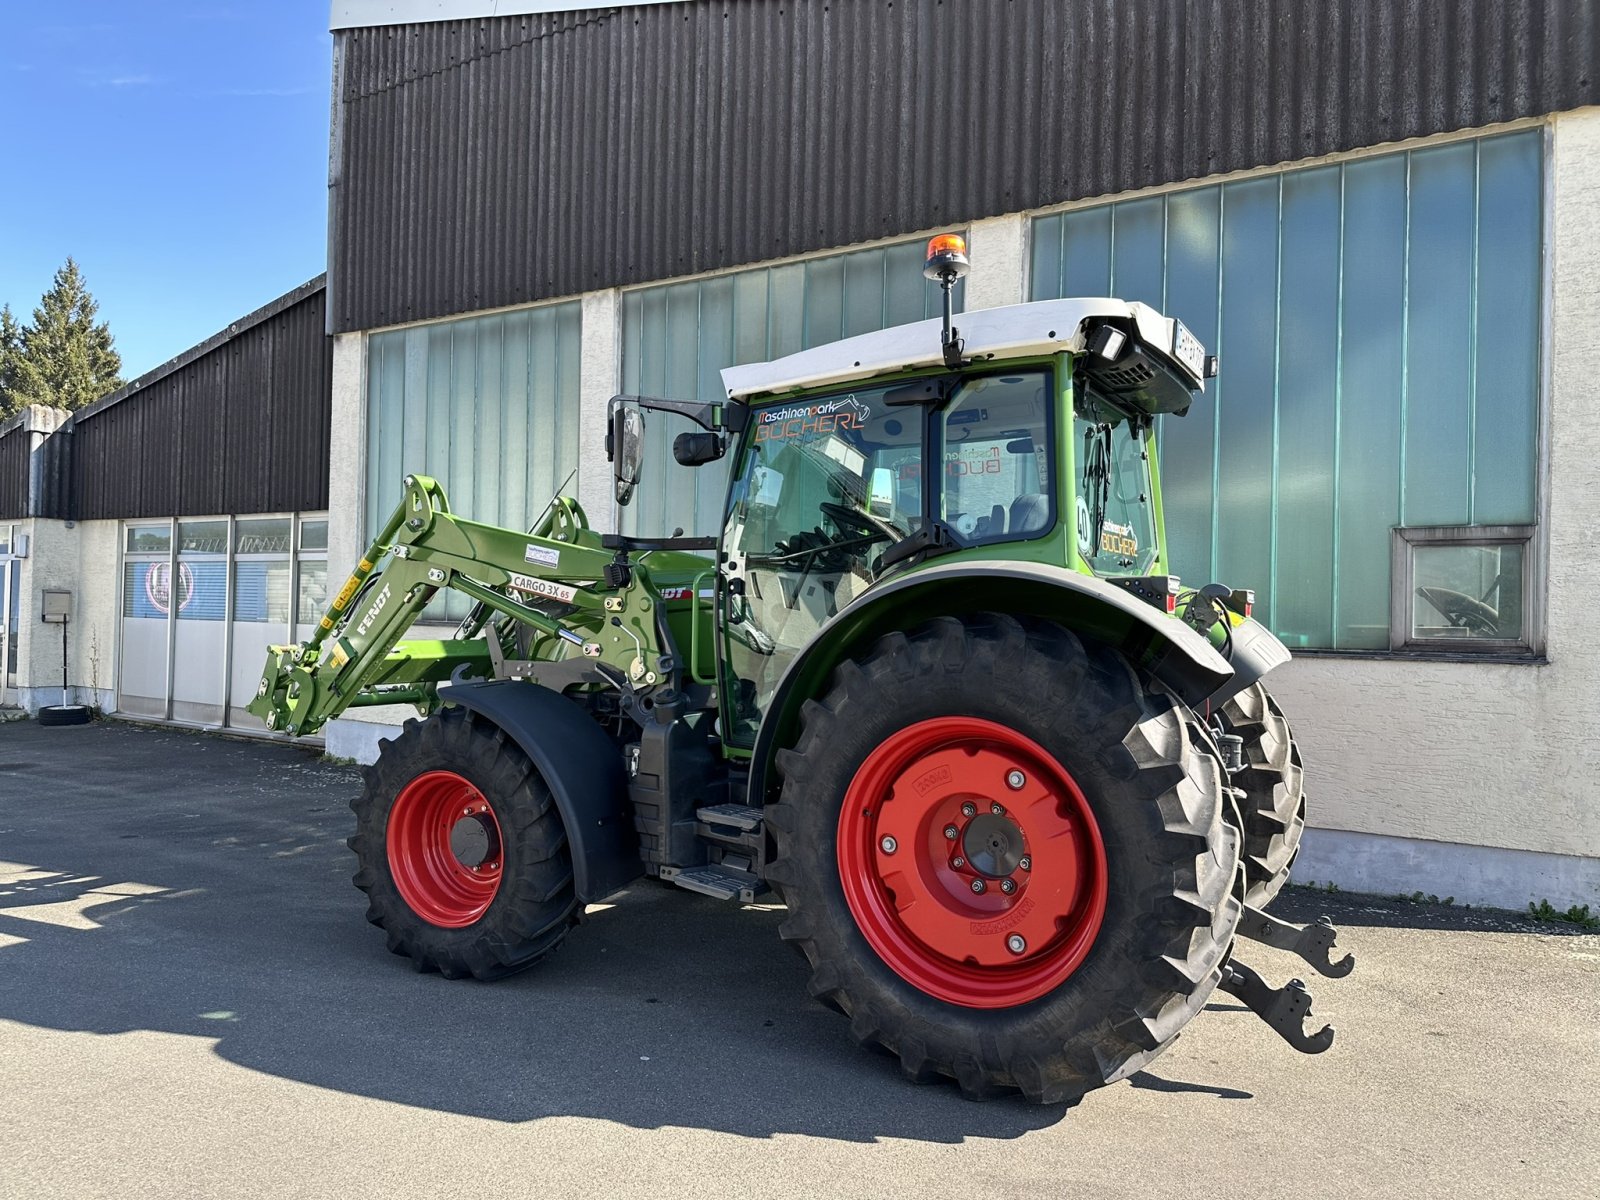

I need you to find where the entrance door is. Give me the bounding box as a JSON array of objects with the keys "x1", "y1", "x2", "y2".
[{"x1": 0, "y1": 524, "x2": 16, "y2": 701}]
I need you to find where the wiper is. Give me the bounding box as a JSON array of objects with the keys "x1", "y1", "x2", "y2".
[{"x1": 1082, "y1": 423, "x2": 1113, "y2": 553}]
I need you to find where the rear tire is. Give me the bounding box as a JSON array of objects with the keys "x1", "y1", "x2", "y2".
[
  {"x1": 1216, "y1": 682, "x2": 1305, "y2": 907},
  {"x1": 766, "y1": 614, "x2": 1242, "y2": 1104},
  {"x1": 350, "y1": 706, "x2": 579, "y2": 980}
]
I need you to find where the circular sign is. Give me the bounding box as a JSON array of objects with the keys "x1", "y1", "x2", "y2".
[{"x1": 144, "y1": 561, "x2": 196, "y2": 615}]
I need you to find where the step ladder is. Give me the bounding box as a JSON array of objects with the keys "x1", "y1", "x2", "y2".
[{"x1": 660, "y1": 803, "x2": 770, "y2": 903}]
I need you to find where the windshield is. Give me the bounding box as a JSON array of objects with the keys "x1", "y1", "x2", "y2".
[
  {"x1": 1074, "y1": 410, "x2": 1159, "y2": 576},
  {"x1": 720, "y1": 386, "x2": 924, "y2": 744}
]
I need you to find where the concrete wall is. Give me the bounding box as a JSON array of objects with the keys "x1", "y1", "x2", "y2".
[{"x1": 8, "y1": 517, "x2": 118, "y2": 715}]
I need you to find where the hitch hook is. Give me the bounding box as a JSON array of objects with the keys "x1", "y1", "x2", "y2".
[
  {"x1": 1236, "y1": 905, "x2": 1356, "y2": 979},
  {"x1": 1219, "y1": 960, "x2": 1335, "y2": 1055}
]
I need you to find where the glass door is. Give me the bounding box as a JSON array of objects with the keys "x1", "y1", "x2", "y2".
[
  {"x1": 171, "y1": 519, "x2": 228, "y2": 724},
  {"x1": 119, "y1": 523, "x2": 173, "y2": 717},
  {"x1": 228, "y1": 517, "x2": 292, "y2": 729}
]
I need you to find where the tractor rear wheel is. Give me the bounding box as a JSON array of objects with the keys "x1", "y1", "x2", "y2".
[
  {"x1": 350, "y1": 706, "x2": 579, "y2": 979},
  {"x1": 1216, "y1": 682, "x2": 1305, "y2": 907},
  {"x1": 766, "y1": 614, "x2": 1242, "y2": 1104}
]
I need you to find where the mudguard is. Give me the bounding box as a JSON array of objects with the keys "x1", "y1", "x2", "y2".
[
  {"x1": 440, "y1": 679, "x2": 640, "y2": 903},
  {"x1": 746, "y1": 559, "x2": 1236, "y2": 807}
]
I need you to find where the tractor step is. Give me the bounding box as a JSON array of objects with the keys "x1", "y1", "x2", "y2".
[
  {"x1": 696, "y1": 803, "x2": 763, "y2": 831},
  {"x1": 664, "y1": 863, "x2": 768, "y2": 904}
]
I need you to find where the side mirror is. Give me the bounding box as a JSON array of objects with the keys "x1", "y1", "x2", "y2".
[
  {"x1": 673, "y1": 431, "x2": 726, "y2": 467},
  {"x1": 612, "y1": 407, "x2": 646, "y2": 506},
  {"x1": 867, "y1": 467, "x2": 895, "y2": 517}
]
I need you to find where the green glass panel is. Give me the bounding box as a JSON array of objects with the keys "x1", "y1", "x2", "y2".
[
  {"x1": 803, "y1": 255, "x2": 845, "y2": 346},
  {"x1": 1061, "y1": 205, "x2": 1112, "y2": 296},
  {"x1": 1472, "y1": 131, "x2": 1542, "y2": 524},
  {"x1": 1402, "y1": 141, "x2": 1476, "y2": 526},
  {"x1": 1029, "y1": 214, "x2": 1064, "y2": 300}
]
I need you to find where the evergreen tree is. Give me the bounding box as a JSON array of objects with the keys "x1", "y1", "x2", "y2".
[
  {"x1": 0, "y1": 304, "x2": 22, "y2": 417},
  {"x1": 8, "y1": 259, "x2": 124, "y2": 413}
]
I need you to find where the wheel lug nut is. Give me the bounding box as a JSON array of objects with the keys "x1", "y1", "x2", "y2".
[
  {"x1": 880, "y1": 835, "x2": 897, "y2": 854},
  {"x1": 952, "y1": 856, "x2": 965, "y2": 868},
  {"x1": 462, "y1": 807, "x2": 472, "y2": 816},
  {"x1": 990, "y1": 802, "x2": 1005, "y2": 816},
  {"x1": 944, "y1": 825, "x2": 959, "y2": 840},
  {"x1": 1006, "y1": 770, "x2": 1026, "y2": 790},
  {"x1": 1001, "y1": 878, "x2": 1017, "y2": 894},
  {"x1": 1019, "y1": 855, "x2": 1032, "y2": 871},
  {"x1": 971, "y1": 879, "x2": 986, "y2": 894},
  {"x1": 961, "y1": 802, "x2": 976, "y2": 817},
  {"x1": 1007, "y1": 934, "x2": 1026, "y2": 955}
]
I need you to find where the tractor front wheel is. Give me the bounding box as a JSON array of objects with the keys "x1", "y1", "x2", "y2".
[
  {"x1": 767, "y1": 614, "x2": 1242, "y2": 1104},
  {"x1": 350, "y1": 707, "x2": 579, "y2": 979}
]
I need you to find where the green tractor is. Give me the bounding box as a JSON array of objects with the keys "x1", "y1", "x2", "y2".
[{"x1": 253, "y1": 234, "x2": 1352, "y2": 1105}]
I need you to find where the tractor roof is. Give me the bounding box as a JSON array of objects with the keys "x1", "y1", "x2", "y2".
[{"x1": 720, "y1": 297, "x2": 1200, "y2": 401}]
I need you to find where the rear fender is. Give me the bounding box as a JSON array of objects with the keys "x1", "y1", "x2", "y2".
[
  {"x1": 441, "y1": 680, "x2": 640, "y2": 902},
  {"x1": 746, "y1": 561, "x2": 1235, "y2": 807}
]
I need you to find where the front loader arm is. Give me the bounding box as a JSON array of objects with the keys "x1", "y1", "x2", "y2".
[{"x1": 248, "y1": 475, "x2": 682, "y2": 738}]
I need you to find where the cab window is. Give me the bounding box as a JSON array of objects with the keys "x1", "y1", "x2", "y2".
[{"x1": 939, "y1": 371, "x2": 1054, "y2": 544}]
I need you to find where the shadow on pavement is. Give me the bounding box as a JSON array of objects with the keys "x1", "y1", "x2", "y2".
[
  {"x1": 1273, "y1": 885, "x2": 1596, "y2": 937},
  {"x1": 0, "y1": 722, "x2": 1306, "y2": 1142}
]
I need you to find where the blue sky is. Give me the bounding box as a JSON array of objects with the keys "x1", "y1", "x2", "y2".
[{"x1": 0, "y1": 3, "x2": 331, "y2": 379}]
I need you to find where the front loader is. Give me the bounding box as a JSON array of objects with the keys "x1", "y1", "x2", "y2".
[{"x1": 253, "y1": 234, "x2": 1353, "y2": 1105}]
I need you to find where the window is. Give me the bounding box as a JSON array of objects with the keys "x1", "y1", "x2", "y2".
[
  {"x1": 1392, "y1": 526, "x2": 1538, "y2": 654},
  {"x1": 1074, "y1": 414, "x2": 1158, "y2": 577},
  {"x1": 1032, "y1": 129, "x2": 1543, "y2": 650},
  {"x1": 622, "y1": 238, "x2": 963, "y2": 539},
  {"x1": 940, "y1": 372, "x2": 1053, "y2": 546},
  {"x1": 365, "y1": 303, "x2": 581, "y2": 622}
]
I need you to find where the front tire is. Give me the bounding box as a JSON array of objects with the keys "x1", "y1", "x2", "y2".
[
  {"x1": 350, "y1": 707, "x2": 579, "y2": 980},
  {"x1": 766, "y1": 614, "x2": 1242, "y2": 1104}
]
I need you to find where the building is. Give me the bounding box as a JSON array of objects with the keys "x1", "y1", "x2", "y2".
[{"x1": 4, "y1": 0, "x2": 1597, "y2": 911}]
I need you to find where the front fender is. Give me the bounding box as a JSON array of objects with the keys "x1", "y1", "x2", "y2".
[
  {"x1": 441, "y1": 679, "x2": 640, "y2": 902},
  {"x1": 746, "y1": 560, "x2": 1235, "y2": 807}
]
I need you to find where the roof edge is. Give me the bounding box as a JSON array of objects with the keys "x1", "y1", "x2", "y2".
[
  {"x1": 330, "y1": 1, "x2": 686, "y2": 31},
  {"x1": 72, "y1": 275, "x2": 327, "y2": 426}
]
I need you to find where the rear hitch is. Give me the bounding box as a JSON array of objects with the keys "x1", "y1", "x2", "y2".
[
  {"x1": 1218, "y1": 960, "x2": 1335, "y2": 1055},
  {"x1": 1236, "y1": 905, "x2": 1356, "y2": 979}
]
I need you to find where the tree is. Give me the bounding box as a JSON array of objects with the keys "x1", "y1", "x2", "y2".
[
  {"x1": 6, "y1": 259, "x2": 124, "y2": 414},
  {"x1": 0, "y1": 305, "x2": 22, "y2": 417}
]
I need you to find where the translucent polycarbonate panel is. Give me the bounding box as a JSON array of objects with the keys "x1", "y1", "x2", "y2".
[
  {"x1": 1335, "y1": 154, "x2": 1408, "y2": 649},
  {"x1": 1411, "y1": 542, "x2": 1525, "y2": 642},
  {"x1": 620, "y1": 239, "x2": 961, "y2": 538},
  {"x1": 1403, "y1": 141, "x2": 1477, "y2": 526},
  {"x1": 1272, "y1": 167, "x2": 1341, "y2": 649},
  {"x1": 365, "y1": 302, "x2": 582, "y2": 621},
  {"x1": 1029, "y1": 129, "x2": 1543, "y2": 649},
  {"x1": 1472, "y1": 133, "x2": 1544, "y2": 525},
  {"x1": 1214, "y1": 177, "x2": 1278, "y2": 630}
]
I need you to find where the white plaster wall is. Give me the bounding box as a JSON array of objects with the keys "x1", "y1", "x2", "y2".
[
  {"x1": 578, "y1": 288, "x2": 620, "y2": 532},
  {"x1": 963, "y1": 214, "x2": 1027, "y2": 312},
  {"x1": 70, "y1": 519, "x2": 119, "y2": 712},
  {"x1": 17, "y1": 517, "x2": 74, "y2": 709}
]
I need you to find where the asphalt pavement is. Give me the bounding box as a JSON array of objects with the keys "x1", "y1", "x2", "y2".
[{"x1": 0, "y1": 719, "x2": 1595, "y2": 1200}]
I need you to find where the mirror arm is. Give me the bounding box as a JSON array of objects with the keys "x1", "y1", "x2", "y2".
[{"x1": 608, "y1": 393, "x2": 745, "y2": 434}]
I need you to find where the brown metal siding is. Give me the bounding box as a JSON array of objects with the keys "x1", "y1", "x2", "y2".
[
  {"x1": 0, "y1": 427, "x2": 28, "y2": 520},
  {"x1": 330, "y1": 0, "x2": 1599, "y2": 334},
  {"x1": 68, "y1": 286, "x2": 332, "y2": 521}
]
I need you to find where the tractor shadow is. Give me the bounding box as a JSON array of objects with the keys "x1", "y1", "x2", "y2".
[{"x1": 0, "y1": 721, "x2": 1255, "y2": 1142}]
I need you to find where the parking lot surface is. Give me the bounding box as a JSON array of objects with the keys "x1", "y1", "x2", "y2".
[{"x1": 0, "y1": 719, "x2": 1596, "y2": 1200}]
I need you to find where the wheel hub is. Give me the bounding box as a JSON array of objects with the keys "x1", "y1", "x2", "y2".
[
  {"x1": 836, "y1": 716, "x2": 1109, "y2": 1009},
  {"x1": 961, "y1": 812, "x2": 1026, "y2": 878}
]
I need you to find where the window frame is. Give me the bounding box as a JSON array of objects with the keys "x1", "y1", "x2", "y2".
[{"x1": 1389, "y1": 524, "x2": 1542, "y2": 657}]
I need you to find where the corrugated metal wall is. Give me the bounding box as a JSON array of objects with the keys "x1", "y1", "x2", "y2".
[
  {"x1": 66, "y1": 284, "x2": 333, "y2": 521},
  {"x1": 0, "y1": 426, "x2": 28, "y2": 519},
  {"x1": 330, "y1": 0, "x2": 1599, "y2": 333}
]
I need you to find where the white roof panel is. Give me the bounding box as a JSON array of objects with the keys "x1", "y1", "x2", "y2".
[{"x1": 720, "y1": 297, "x2": 1184, "y2": 401}]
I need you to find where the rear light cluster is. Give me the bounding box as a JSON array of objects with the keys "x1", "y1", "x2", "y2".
[{"x1": 1109, "y1": 575, "x2": 1183, "y2": 614}]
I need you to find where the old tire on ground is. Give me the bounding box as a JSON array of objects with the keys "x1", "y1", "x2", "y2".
[
  {"x1": 350, "y1": 706, "x2": 578, "y2": 980},
  {"x1": 37, "y1": 704, "x2": 92, "y2": 727},
  {"x1": 1216, "y1": 682, "x2": 1305, "y2": 907},
  {"x1": 766, "y1": 614, "x2": 1242, "y2": 1104}
]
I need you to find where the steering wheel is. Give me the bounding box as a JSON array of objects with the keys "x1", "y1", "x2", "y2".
[
  {"x1": 1414, "y1": 586, "x2": 1501, "y2": 636},
  {"x1": 819, "y1": 500, "x2": 901, "y2": 544}
]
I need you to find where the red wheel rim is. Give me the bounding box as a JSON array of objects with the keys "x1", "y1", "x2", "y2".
[
  {"x1": 837, "y1": 717, "x2": 1107, "y2": 1009},
  {"x1": 387, "y1": 770, "x2": 504, "y2": 928}
]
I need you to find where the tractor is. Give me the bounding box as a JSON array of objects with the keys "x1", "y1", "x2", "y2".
[{"x1": 252, "y1": 234, "x2": 1353, "y2": 1105}]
